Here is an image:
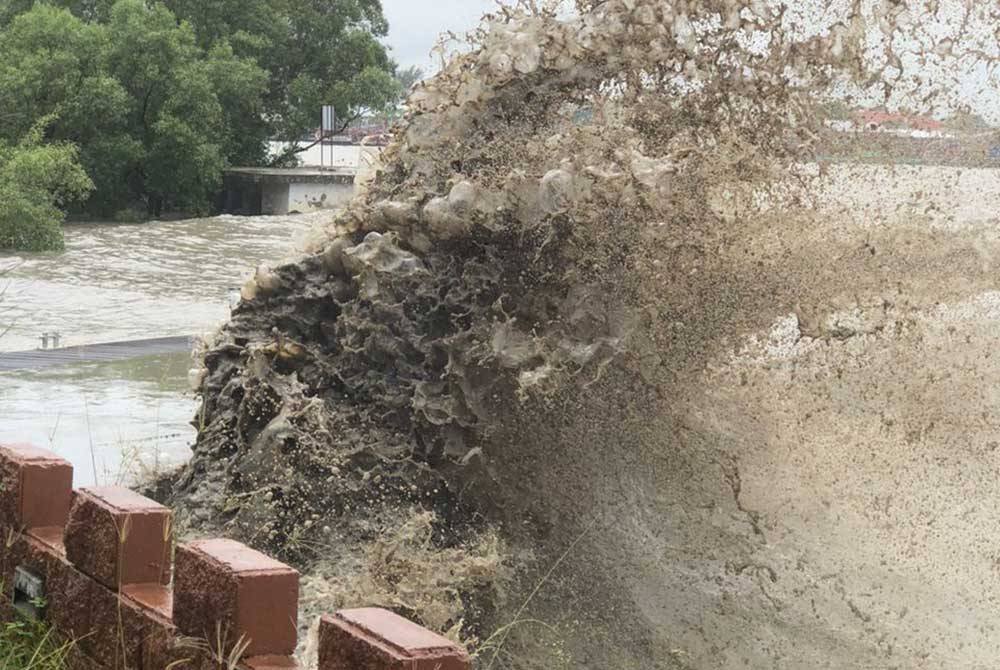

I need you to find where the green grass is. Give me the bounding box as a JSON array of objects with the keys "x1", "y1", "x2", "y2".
[{"x1": 0, "y1": 616, "x2": 72, "y2": 670}]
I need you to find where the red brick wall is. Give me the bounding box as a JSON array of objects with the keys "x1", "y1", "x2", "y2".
[{"x1": 0, "y1": 444, "x2": 471, "y2": 670}]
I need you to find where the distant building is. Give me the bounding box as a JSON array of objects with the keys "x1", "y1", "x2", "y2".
[{"x1": 854, "y1": 110, "x2": 945, "y2": 134}]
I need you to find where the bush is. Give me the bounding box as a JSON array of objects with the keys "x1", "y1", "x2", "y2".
[
  {"x1": 0, "y1": 122, "x2": 93, "y2": 252},
  {"x1": 0, "y1": 189, "x2": 66, "y2": 252}
]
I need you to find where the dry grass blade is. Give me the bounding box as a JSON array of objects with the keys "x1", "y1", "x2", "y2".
[{"x1": 483, "y1": 518, "x2": 595, "y2": 670}]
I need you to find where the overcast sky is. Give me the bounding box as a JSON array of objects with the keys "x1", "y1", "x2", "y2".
[
  {"x1": 381, "y1": 0, "x2": 512, "y2": 73},
  {"x1": 377, "y1": 1, "x2": 999, "y2": 124}
]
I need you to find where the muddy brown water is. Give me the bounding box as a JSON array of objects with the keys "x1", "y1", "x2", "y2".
[{"x1": 0, "y1": 213, "x2": 322, "y2": 485}]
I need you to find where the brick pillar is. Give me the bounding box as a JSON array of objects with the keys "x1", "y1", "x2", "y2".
[
  {"x1": 174, "y1": 538, "x2": 299, "y2": 658},
  {"x1": 63, "y1": 487, "x2": 172, "y2": 590},
  {"x1": 319, "y1": 608, "x2": 472, "y2": 670},
  {"x1": 0, "y1": 444, "x2": 73, "y2": 531}
]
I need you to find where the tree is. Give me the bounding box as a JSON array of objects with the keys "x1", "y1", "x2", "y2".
[
  {"x1": 0, "y1": 1, "x2": 267, "y2": 216},
  {"x1": 0, "y1": 0, "x2": 395, "y2": 214},
  {"x1": 101, "y1": 0, "x2": 267, "y2": 215},
  {"x1": 163, "y1": 0, "x2": 400, "y2": 157},
  {"x1": 396, "y1": 65, "x2": 426, "y2": 94},
  {"x1": 0, "y1": 5, "x2": 125, "y2": 142},
  {"x1": 0, "y1": 4, "x2": 134, "y2": 215},
  {"x1": 0, "y1": 120, "x2": 93, "y2": 251}
]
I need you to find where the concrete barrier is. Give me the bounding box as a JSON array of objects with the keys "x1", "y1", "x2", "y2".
[
  {"x1": 0, "y1": 443, "x2": 471, "y2": 670},
  {"x1": 319, "y1": 609, "x2": 472, "y2": 670}
]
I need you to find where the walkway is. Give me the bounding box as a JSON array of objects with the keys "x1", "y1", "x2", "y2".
[{"x1": 0, "y1": 336, "x2": 194, "y2": 372}]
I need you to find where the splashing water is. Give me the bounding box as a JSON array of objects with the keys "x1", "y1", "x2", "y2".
[{"x1": 171, "y1": 2, "x2": 1000, "y2": 667}]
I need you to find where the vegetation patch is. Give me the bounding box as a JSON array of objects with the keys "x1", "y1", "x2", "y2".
[
  {"x1": 0, "y1": 0, "x2": 403, "y2": 250},
  {"x1": 0, "y1": 615, "x2": 72, "y2": 670},
  {"x1": 0, "y1": 120, "x2": 92, "y2": 252}
]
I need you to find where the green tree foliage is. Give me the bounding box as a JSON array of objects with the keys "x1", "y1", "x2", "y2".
[
  {"x1": 163, "y1": 0, "x2": 399, "y2": 139},
  {"x1": 101, "y1": 0, "x2": 267, "y2": 215},
  {"x1": 0, "y1": 2, "x2": 266, "y2": 216},
  {"x1": 0, "y1": 0, "x2": 397, "y2": 216},
  {"x1": 0, "y1": 120, "x2": 93, "y2": 251},
  {"x1": 396, "y1": 65, "x2": 426, "y2": 95},
  {"x1": 0, "y1": 0, "x2": 403, "y2": 165}
]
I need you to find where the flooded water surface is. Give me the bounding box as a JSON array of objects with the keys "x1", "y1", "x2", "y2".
[{"x1": 0, "y1": 213, "x2": 321, "y2": 484}]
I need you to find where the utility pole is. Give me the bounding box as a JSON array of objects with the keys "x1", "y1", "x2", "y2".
[{"x1": 322, "y1": 105, "x2": 335, "y2": 168}]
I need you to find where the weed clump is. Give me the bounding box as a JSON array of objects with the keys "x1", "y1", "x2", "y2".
[{"x1": 0, "y1": 611, "x2": 73, "y2": 670}]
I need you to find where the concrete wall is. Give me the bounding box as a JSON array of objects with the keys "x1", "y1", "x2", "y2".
[
  {"x1": 262, "y1": 182, "x2": 291, "y2": 216},
  {"x1": 219, "y1": 176, "x2": 262, "y2": 216},
  {"x1": 288, "y1": 181, "x2": 355, "y2": 213},
  {"x1": 224, "y1": 175, "x2": 357, "y2": 215}
]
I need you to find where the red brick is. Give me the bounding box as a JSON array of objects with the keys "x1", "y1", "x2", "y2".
[
  {"x1": 174, "y1": 539, "x2": 299, "y2": 658},
  {"x1": 0, "y1": 528, "x2": 139, "y2": 668},
  {"x1": 0, "y1": 444, "x2": 73, "y2": 529},
  {"x1": 46, "y1": 558, "x2": 98, "y2": 650},
  {"x1": 140, "y1": 616, "x2": 198, "y2": 670},
  {"x1": 26, "y1": 526, "x2": 66, "y2": 554},
  {"x1": 122, "y1": 582, "x2": 173, "y2": 621},
  {"x1": 16, "y1": 537, "x2": 149, "y2": 670},
  {"x1": 154, "y1": 634, "x2": 252, "y2": 670},
  {"x1": 1, "y1": 524, "x2": 178, "y2": 670},
  {"x1": 64, "y1": 487, "x2": 172, "y2": 590},
  {"x1": 122, "y1": 583, "x2": 179, "y2": 669},
  {"x1": 74, "y1": 574, "x2": 148, "y2": 668},
  {"x1": 318, "y1": 609, "x2": 471, "y2": 670},
  {"x1": 0, "y1": 529, "x2": 71, "y2": 620}
]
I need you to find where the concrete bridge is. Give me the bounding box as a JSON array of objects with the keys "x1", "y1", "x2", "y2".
[{"x1": 220, "y1": 167, "x2": 357, "y2": 215}]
